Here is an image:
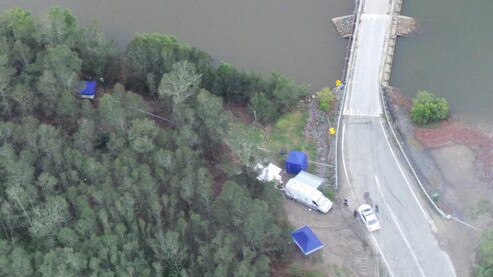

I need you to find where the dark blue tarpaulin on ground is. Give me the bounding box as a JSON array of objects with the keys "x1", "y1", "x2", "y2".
[
  {"x1": 286, "y1": 151, "x2": 308, "y2": 174},
  {"x1": 80, "y1": 81, "x2": 96, "y2": 99},
  {"x1": 291, "y1": 225, "x2": 323, "y2": 255}
]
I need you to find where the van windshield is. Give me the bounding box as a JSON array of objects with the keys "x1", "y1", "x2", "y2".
[{"x1": 316, "y1": 195, "x2": 325, "y2": 206}]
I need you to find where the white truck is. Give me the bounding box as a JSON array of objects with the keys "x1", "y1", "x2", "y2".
[{"x1": 285, "y1": 179, "x2": 333, "y2": 213}]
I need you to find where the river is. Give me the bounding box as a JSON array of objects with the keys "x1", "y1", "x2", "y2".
[
  {"x1": 1, "y1": 0, "x2": 491, "y2": 125},
  {"x1": 0, "y1": 0, "x2": 352, "y2": 93},
  {"x1": 391, "y1": 0, "x2": 493, "y2": 126}
]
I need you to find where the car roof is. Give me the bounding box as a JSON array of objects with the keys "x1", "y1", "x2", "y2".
[{"x1": 357, "y1": 204, "x2": 372, "y2": 212}]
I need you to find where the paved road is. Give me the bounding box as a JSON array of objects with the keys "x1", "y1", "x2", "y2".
[
  {"x1": 343, "y1": 14, "x2": 389, "y2": 117},
  {"x1": 341, "y1": 118, "x2": 456, "y2": 276},
  {"x1": 339, "y1": 0, "x2": 457, "y2": 276}
]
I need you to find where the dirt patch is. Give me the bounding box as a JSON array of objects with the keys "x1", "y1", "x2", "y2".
[
  {"x1": 414, "y1": 121, "x2": 493, "y2": 183},
  {"x1": 283, "y1": 198, "x2": 382, "y2": 277},
  {"x1": 226, "y1": 104, "x2": 253, "y2": 124}
]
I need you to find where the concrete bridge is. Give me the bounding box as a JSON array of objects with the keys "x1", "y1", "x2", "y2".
[{"x1": 333, "y1": 1, "x2": 456, "y2": 276}]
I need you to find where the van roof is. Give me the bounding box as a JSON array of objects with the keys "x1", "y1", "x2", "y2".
[
  {"x1": 286, "y1": 179, "x2": 323, "y2": 198},
  {"x1": 294, "y1": 171, "x2": 325, "y2": 189}
]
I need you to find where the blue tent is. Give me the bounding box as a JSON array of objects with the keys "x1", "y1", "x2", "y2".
[
  {"x1": 286, "y1": 151, "x2": 308, "y2": 174},
  {"x1": 80, "y1": 81, "x2": 97, "y2": 99},
  {"x1": 291, "y1": 225, "x2": 324, "y2": 255}
]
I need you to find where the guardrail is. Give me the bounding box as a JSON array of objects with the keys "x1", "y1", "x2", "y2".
[
  {"x1": 377, "y1": 0, "x2": 452, "y2": 220},
  {"x1": 380, "y1": 86, "x2": 450, "y2": 219}
]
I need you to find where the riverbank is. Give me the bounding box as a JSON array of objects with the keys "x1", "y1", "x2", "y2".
[{"x1": 389, "y1": 89, "x2": 493, "y2": 276}]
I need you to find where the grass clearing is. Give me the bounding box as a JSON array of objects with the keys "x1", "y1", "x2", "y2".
[
  {"x1": 227, "y1": 109, "x2": 316, "y2": 166},
  {"x1": 268, "y1": 110, "x2": 316, "y2": 158}
]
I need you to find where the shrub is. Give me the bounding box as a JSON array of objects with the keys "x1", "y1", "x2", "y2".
[
  {"x1": 317, "y1": 87, "x2": 335, "y2": 112},
  {"x1": 411, "y1": 91, "x2": 450, "y2": 125},
  {"x1": 248, "y1": 92, "x2": 279, "y2": 124},
  {"x1": 476, "y1": 230, "x2": 493, "y2": 277}
]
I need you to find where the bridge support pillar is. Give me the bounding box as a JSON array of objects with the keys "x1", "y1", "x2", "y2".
[{"x1": 331, "y1": 15, "x2": 354, "y2": 38}]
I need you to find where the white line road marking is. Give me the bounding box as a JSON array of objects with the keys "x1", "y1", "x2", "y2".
[
  {"x1": 370, "y1": 235, "x2": 394, "y2": 277},
  {"x1": 342, "y1": 123, "x2": 393, "y2": 276},
  {"x1": 341, "y1": 123, "x2": 357, "y2": 199},
  {"x1": 375, "y1": 175, "x2": 426, "y2": 277},
  {"x1": 378, "y1": 120, "x2": 437, "y2": 232},
  {"x1": 383, "y1": 198, "x2": 427, "y2": 277}
]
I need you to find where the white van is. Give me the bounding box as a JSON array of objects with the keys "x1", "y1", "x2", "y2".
[{"x1": 285, "y1": 179, "x2": 333, "y2": 213}]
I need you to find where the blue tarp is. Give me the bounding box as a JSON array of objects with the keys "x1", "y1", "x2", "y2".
[
  {"x1": 80, "y1": 81, "x2": 96, "y2": 99},
  {"x1": 286, "y1": 151, "x2": 308, "y2": 174},
  {"x1": 291, "y1": 225, "x2": 324, "y2": 255}
]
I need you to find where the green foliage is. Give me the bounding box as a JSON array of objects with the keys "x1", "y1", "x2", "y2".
[
  {"x1": 36, "y1": 6, "x2": 79, "y2": 48},
  {"x1": 0, "y1": 6, "x2": 299, "y2": 276},
  {"x1": 0, "y1": 7, "x2": 118, "y2": 123},
  {"x1": 75, "y1": 22, "x2": 119, "y2": 80},
  {"x1": 208, "y1": 63, "x2": 307, "y2": 124},
  {"x1": 317, "y1": 87, "x2": 335, "y2": 112},
  {"x1": 124, "y1": 33, "x2": 211, "y2": 95},
  {"x1": 411, "y1": 91, "x2": 450, "y2": 125},
  {"x1": 158, "y1": 60, "x2": 201, "y2": 106},
  {"x1": 251, "y1": 73, "x2": 307, "y2": 124},
  {"x1": 209, "y1": 63, "x2": 263, "y2": 103},
  {"x1": 268, "y1": 111, "x2": 316, "y2": 160},
  {"x1": 248, "y1": 92, "x2": 279, "y2": 124},
  {"x1": 476, "y1": 230, "x2": 493, "y2": 277}
]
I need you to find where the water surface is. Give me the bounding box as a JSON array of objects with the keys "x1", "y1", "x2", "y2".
[
  {"x1": 0, "y1": 0, "x2": 353, "y2": 92},
  {"x1": 392, "y1": 0, "x2": 493, "y2": 126}
]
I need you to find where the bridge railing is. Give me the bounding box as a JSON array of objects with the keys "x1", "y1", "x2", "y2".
[
  {"x1": 377, "y1": 0, "x2": 450, "y2": 219},
  {"x1": 380, "y1": 86, "x2": 450, "y2": 219},
  {"x1": 335, "y1": 0, "x2": 365, "y2": 190}
]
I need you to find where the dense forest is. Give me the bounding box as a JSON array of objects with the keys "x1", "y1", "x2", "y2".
[{"x1": 0, "y1": 6, "x2": 308, "y2": 276}]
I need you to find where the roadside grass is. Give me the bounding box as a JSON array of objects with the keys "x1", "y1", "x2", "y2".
[
  {"x1": 227, "y1": 109, "x2": 316, "y2": 166},
  {"x1": 268, "y1": 111, "x2": 317, "y2": 160}
]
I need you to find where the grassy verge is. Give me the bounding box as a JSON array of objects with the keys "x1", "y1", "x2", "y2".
[
  {"x1": 228, "y1": 109, "x2": 316, "y2": 166},
  {"x1": 267, "y1": 110, "x2": 317, "y2": 160}
]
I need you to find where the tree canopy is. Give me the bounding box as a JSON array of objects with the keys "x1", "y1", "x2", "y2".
[
  {"x1": 411, "y1": 90, "x2": 450, "y2": 125},
  {"x1": 0, "y1": 6, "x2": 297, "y2": 276}
]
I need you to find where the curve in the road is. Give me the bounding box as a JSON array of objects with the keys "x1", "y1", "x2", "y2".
[{"x1": 337, "y1": 0, "x2": 457, "y2": 276}]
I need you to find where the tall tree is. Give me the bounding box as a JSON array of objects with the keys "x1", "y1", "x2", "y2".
[
  {"x1": 0, "y1": 49, "x2": 15, "y2": 118},
  {"x1": 76, "y1": 22, "x2": 119, "y2": 80},
  {"x1": 36, "y1": 6, "x2": 79, "y2": 48},
  {"x1": 158, "y1": 60, "x2": 201, "y2": 106},
  {"x1": 124, "y1": 33, "x2": 183, "y2": 94},
  {"x1": 34, "y1": 45, "x2": 82, "y2": 118},
  {"x1": 0, "y1": 8, "x2": 38, "y2": 73},
  {"x1": 194, "y1": 89, "x2": 230, "y2": 157}
]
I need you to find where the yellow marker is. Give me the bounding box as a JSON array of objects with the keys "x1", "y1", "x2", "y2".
[
  {"x1": 329, "y1": 128, "x2": 336, "y2": 136},
  {"x1": 335, "y1": 80, "x2": 343, "y2": 87}
]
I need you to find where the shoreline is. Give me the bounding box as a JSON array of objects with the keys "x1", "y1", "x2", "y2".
[{"x1": 389, "y1": 89, "x2": 493, "y2": 276}]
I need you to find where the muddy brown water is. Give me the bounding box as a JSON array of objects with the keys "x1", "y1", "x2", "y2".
[
  {"x1": 392, "y1": 0, "x2": 493, "y2": 127},
  {"x1": 0, "y1": 0, "x2": 353, "y2": 93},
  {"x1": 2, "y1": 1, "x2": 490, "y2": 126}
]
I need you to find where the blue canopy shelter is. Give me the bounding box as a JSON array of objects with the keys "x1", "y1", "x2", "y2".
[
  {"x1": 291, "y1": 225, "x2": 324, "y2": 255},
  {"x1": 286, "y1": 151, "x2": 308, "y2": 174},
  {"x1": 80, "y1": 81, "x2": 97, "y2": 99}
]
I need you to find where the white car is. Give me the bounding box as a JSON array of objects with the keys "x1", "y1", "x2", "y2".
[{"x1": 357, "y1": 204, "x2": 381, "y2": 232}]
